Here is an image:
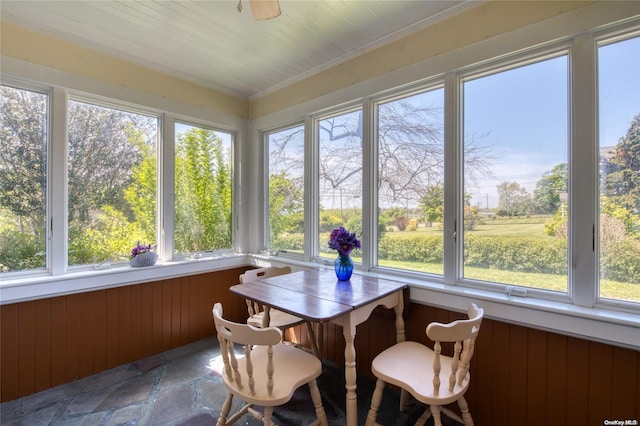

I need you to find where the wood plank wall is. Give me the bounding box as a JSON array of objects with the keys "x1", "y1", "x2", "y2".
[
  {"x1": 0, "y1": 267, "x2": 249, "y2": 403},
  {"x1": 2, "y1": 267, "x2": 639, "y2": 424}
]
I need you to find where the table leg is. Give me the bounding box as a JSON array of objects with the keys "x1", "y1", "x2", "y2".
[
  {"x1": 343, "y1": 315, "x2": 357, "y2": 426},
  {"x1": 394, "y1": 290, "x2": 406, "y2": 343}
]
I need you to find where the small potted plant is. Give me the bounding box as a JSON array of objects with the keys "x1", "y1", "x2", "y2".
[{"x1": 130, "y1": 242, "x2": 158, "y2": 267}]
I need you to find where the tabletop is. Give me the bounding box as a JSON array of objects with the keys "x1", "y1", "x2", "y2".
[{"x1": 229, "y1": 268, "x2": 408, "y2": 322}]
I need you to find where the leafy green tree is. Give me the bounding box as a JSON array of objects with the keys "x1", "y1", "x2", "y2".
[
  {"x1": 174, "y1": 128, "x2": 232, "y2": 253},
  {"x1": 123, "y1": 126, "x2": 157, "y2": 244},
  {"x1": 0, "y1": 86, "x2": 47, "y2": 238},
  {"x1": 601, "y1": 112, "x2": 640, "y2": 233},
  {"x1": 269, "y1": 172, "x2": 304, "y2": 241},
  {"x1": 419, "y1": 185, "x2": 444, "y2": 226},
  {"x1": 496, "y1": 181, "x2": 533, "y2": 216},
  {"x1": 534, "y1": 163, "x2": 567, "y2": 214}
]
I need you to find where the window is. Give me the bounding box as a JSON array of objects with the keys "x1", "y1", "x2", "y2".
[
  {"x1": 174, "y1": 122, "x2": 233, "y2": 256},
  {"x1": 67, "y1": 99, "x2": 159, "y2": 266},
  {"x1": 266, "y1": 124, "x2": 305, "y2": 254},
  {"x1": 597, "y1": 34, "x2": 640, "y2": 304},
  {"x1": 461, "y1": 55, "x2": 569, "y2": 294},
  {"x1": 376, "y1": 87, "x2": 445, "y2": 275},
  {"x1": 0, "y1": 85, "x2": 48, "y2": 273},
  {"x1": 317, "y1": 109, "x2": 363, "y2": 260}
]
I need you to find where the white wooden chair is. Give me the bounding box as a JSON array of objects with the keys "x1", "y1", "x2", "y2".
[
  {"x1": 365, "y1": 303, "x2": 484, "y2": 426},
  {"x1": 212, "y1": 303, "x2": 328, "y2": 426},
  {"x1": 240, "y1": 266, "x2": 321, "y2": 358}
]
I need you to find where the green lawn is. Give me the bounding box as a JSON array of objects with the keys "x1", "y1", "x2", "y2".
[{"x1": 377, "y1": 259, "x2": 640, "y2": 302}]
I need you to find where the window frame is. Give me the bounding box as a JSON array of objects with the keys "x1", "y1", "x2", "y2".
[
  {"x1": 253, "y1": 17, "x2": 640, "y2": 345},
  {"x1": 172, "y1": 119, "x2": 236, "y2": 259},
  {"x1": 453, "y1": 46, "x2": 573, "y2": 304},
  {"x1": 0, "y1": 82, "x2": 242, "y2": 285}
]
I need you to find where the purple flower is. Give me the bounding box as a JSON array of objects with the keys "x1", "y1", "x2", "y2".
[
  {"x1": 130, "y1": 241, "x2": 156, "y2": 259},
  {"x1": 328, "y1": 226, "x2": 361, "y2": 256}
]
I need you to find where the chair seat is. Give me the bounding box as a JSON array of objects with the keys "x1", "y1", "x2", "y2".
[
  {"x1": 371, "y1": 341, "x2": 470, "y2": 406},
  {"x1": 247, "y1": 309, "x2": 306, "y2": 329},
  {"x1": 221, "y1": 343, "x2": 323, "y2": 407}
]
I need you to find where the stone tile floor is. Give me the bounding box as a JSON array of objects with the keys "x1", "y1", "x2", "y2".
[{"x1": 0, "y1": 337, "x2": 460, "y2": 426}]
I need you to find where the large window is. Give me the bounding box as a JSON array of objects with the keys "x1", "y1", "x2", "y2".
[
  {"x1": 67, "y1": 99, "x2": 159, "y2": 266},
  {"x1": 174, "y1": 122, "x2": 233, "y2": 255},
  {"x1": 0, "y1": 85, "x2": 48, "y2": 273},
  {"x1": 376, "y1": 87, "x2": 445, "y2": 275},
  {"x1": 461, "y1": 55, "x2": 569, "y2": 294},
  {"x1": 317, "y1": 109, "x2": 363, "y2": 260},
  {"x1": 266, "y1": 124, "x2": 305, "y2": 254},
  {"x1": 598, "y1": 34, "x2": 640, "y2": 304}
]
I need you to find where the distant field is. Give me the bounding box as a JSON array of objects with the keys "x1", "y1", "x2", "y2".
[{"x1": 384, "y1": 215, "x2": 553, "y2": 239}]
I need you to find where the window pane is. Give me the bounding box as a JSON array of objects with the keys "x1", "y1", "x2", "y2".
[
  {"x1": 67, "y1": 100, "x2": 158, "y2": 265},
  {"x1": 174, "y1": 123, "x2": 232, "y2": 255},
  {"x1": 377, "y1": 88, "x2": 445, "y2": 275},
  {"x1": 462, "y1": 56, "x2": 569, "y2": 292},
  {"x1": 598, "y1": 35, "x2": 640, "y2": 303},
  {"x1": 318, "y1": 109, "x2": 363, "y2": 260},
  {"x1": 0, "y1": 85, "x2": 48, "y2": 273},
  {"x1": 267, "y1": 125, "x2": 304, "y2": 254}
]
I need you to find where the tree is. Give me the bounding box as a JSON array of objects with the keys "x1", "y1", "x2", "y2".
[
  {"x1": 174, "y1": 128, "x2": 232, "y2": 253},
  {"x1": 269, "y1": 172, "x2": 304, "y2": 240},
  {"x1": 419, "y1": 184, "x2": 444, "y2": 226},
  {"x1": 67, "y1": 101, "x2": 154, "y2": 225},
  {"x1": 533, "y1": 163, "x2": 567, "y2": 214},
  {"x1": 0, "y1": 86, "x2": 47, "y2": 237},
  {"x1": 496, "y1": 181, "x2": 533, "y2": 216},
  {"x1": 601, "y1": 112, "x2": 640, "y2": 219}
]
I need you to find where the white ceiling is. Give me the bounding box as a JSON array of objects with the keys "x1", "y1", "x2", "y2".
[{"x1": 1, "y1": 0, "x2": 478, "y2": 99}]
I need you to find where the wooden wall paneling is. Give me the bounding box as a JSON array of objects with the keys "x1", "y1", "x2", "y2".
[
  {"x1": 33, "y1": 298, "x2": 51, "y2": 393},
  {"x1": 151, "y1": 281, "x2": 163, "y2": 355},
  {"x1": 161, "y1": 280, "x2": 172, "y2": 350},
  {"x1": 490, "y1": 320, "x2": 510, "y2": 425},
  {"x1": 565, "y1": 337, "x2": 589, "y2": 424},
  {"x1": 64, "y1": 295, "x2": 80, "y2": 382},
  {"x1": 180, "y1": 276, "x2": 190, "y2": 347},
  {"x1": 105, "y1": 288, "x2": 119, "y2": 369},
  {"x1": 171, "y1": 278, "x2": 182, "y2": 348},
  {"x1": 588, "y1": 341, "x2": 613, "y2": 421},
  {"x1": 17, "y1": 301, "x2": 35, "y2": 397},
  {"x1": 92, "y1": 290, "x2": 107, "y2": 374},
  {"x1": 473, "y1": 317, "x2": 494, "y2": 424},
  {"x1": 526, "y1": 328, "x2": 547, "y2": 425},
  {"x1": 507, "y1": 324, "x2": 527, "y2": 425},
  {"x1": 117, "y1": 286, "x2": 132, "y2": 365},
  {"x1": 139, "y1": 283, "x2": 154, "y2": 359},
  {"x1": 610, "y1": 347, "x2": 638, "y2": 418},
  {"x1": 545, "y1": 332, "x2": 567, "y2": 424},
  {"x1": 78, "y1": 292, "x2": 94, "y2": 378},
  {"x1": 129, "y1": 283, "x2": 142, "y2": 362},
  {"x1": 1, "y1": 304, "x2": 19, "y2": 401},
  {"x1": 50, "y1": 297, "x2": 66, "y2": 387}
]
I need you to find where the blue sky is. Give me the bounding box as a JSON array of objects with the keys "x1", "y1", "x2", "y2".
[{"x1": 465, "y1": 36, "x2": 639, "y2": 208}]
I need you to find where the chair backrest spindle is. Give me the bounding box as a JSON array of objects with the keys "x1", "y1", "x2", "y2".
[{"x1": 426, "y1": 304, "x2": 484, "y2": 393}]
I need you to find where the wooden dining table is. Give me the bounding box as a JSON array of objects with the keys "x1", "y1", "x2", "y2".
[{"x1": 229, "y1": 268, "x2": 408, "y2": 426}]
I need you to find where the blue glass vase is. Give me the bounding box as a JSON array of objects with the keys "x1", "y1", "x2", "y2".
[{"x1": 334, "y1": 254, "x2": 354, "y2": 281}]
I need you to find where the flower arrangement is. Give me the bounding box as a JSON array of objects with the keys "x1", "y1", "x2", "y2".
[
  {"x1": 130, "y1": 241, "x2": 156, "y2": 259},
  {"x1": 328, "y1": 226, "x2": 361, "y2": 256},
  {"x1": 130, "y1": 242, "x2": 158, "y2": 267}
]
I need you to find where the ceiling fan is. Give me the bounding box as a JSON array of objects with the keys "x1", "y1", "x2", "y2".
[{"x1": 237, "y1": 0, "x2": 281, "y2": 20}]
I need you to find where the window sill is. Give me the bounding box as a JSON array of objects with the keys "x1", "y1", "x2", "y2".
[
  {"x1": 0, "y1": 253, "x2": 250, "y2": 305},
  {"x1": 253, "y1": 254, "x2": 640, "y2": 351}
]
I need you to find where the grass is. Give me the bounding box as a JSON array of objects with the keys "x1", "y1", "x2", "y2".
[{"x1": 378, "y1": 258, "x2": 640, "y2": 302}]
